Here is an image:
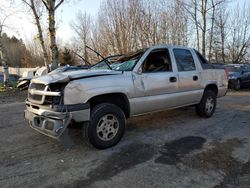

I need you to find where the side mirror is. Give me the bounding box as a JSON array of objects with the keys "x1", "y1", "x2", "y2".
[{"x1": 136, "y1": 67, "x2": 143, "y2": 75}]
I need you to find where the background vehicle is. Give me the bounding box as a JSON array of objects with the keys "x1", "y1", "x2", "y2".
[
  {"x1": 0, "y1": 74, "x2": 20, "y2": 87},
  {"x1": 226, "y1": 64, "x2": 250, "y2": 90},
  {"x1": 17, "y1": 68, "x2": 39, "y2": 90},
  {"x1": 24, "y1": 45, "x2": 228, "y2": 149},
  {"x1": 17, "y1": 65, "x2": 89, "y2": 90}
]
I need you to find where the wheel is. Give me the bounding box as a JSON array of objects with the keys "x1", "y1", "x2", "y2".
[
  {"x1": 83, "y1": 103, "x2": 126, "y2": 149},
  {"x1": 195, "y1": 90, "x2": 216, "y2": 118},
  {"x1": 233, "y1": 79, "x2": 241, "y2": 90}
]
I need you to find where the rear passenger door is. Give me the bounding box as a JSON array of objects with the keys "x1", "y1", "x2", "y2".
[{"x1": 173, "y1": 48, "x2": 203, "y2": 105}]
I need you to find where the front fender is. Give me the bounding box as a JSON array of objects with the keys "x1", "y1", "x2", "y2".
[{"x1": 64, "y1": 84, "x2": 130, "y2": 105}]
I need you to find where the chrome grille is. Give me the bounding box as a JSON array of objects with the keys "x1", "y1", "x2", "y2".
[
  {"x1": 28, "y1": 93, "x2": 43, "y2": 101},
  {"x1": 29, "y1": 83, "x2": 46, "y2": 90},
  {"x1": 28, "y1": 83, "x2": 47, "y2": 104},
  {"x1": 28, "y1": 83, "x2": 62, "y2": 105}
]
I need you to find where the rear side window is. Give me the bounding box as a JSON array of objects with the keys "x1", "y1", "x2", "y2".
[
  {"x1": 244, "y1": 66, "x2": 250, "y2": 72},
  {"x1": 173, "y1": 49, "x2": 196, "y2": 71}
]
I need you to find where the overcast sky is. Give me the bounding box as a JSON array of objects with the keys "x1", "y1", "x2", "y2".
[
  {"x1": 0, "y1": 0, "x2": 249, "y2": 45},
  {"x1": 1, "y1": 0, "x2": 102, "y2": 44}
]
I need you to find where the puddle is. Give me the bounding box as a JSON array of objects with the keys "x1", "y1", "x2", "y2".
[{"x1": 155, "y1": 136, "x2": 206, "y2": 165}]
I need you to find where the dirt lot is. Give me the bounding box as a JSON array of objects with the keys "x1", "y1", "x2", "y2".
[{"x1": 0, "y1": 89, "x2": 250, "y2": 188}]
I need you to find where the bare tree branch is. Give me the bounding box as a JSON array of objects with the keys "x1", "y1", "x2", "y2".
[{"x1": 55, "y1": 0, "x2": 64, "y2": 10}]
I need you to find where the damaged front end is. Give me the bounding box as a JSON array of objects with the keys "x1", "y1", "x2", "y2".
[{"x1": 24, "y1": 81, "x2": 90, "y2": 147}]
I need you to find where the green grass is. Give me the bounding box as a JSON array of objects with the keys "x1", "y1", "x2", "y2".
[
  {"x1": 0, "y1": 81, "x2": 18, "y2": 92},
  {"x1": 0, "y1": 83, "x2": 5, "y2": 92}
]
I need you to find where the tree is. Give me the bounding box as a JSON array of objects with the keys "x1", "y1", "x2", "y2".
[
  {"x1": 22, "y1": 0, "x2": 50, "y2": 71},
  {"x1": 80, "y1": 0, "x2": 189, "y2": 57},
  {"x1": 70, "y1": 0, "x2": 249, "y2": 64},
  {"x1": 62, "y1": 47, "x2": 73, "y2": 65},
  {"x1": 0, "y1": 26, "x2": 9, "y2": 86},
  {"x1": 227, "y1": 3, "x2": 250, "y2": 63},
  {"x1": 0, "y1": 1, "x2": 17, "y2": 86},
  {"x1": 217, "y1": 6, "x2": 227, "y2": 64},
  {"x1": 41, "y1": 0, "x2": 64, "y2": 70},
  {"x1": 71, "y1": 12, "x2": 92, "y2": 63},
  {"x1": 2, "y1": 34, "x2": 26, "y2": 67},
  {"x1": 23, "y1": 0, "x2": 64, "y2": 71},
  {"x1": 181, "y1": 0, "x2": 225, "y2": 56}
]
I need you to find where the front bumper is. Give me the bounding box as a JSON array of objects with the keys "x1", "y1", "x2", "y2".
[{"x1": 24, "y1": 100, "x2": 90, "y2": 139}]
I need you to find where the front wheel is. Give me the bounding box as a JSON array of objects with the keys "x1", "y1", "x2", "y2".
[
  {"x1": 83, "y1": 103, "x2": 126, "y2": 149},
  {"x1": 195, "y1": 90, "x2": 217, "y2": 118}
]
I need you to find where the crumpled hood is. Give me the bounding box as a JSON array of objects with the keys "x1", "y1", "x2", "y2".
[{"x1": 31, "y1": 69, "x2": 122, "y2": 85}]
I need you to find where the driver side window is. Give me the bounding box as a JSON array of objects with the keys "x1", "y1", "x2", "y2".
[{"x1": 142, "y1": 49, "x2": 172, "y2": 73}]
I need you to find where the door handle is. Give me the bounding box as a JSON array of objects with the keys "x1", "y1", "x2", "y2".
[
  {"x1": 169, "y1": 77, "x2": 177, "y2": 82},
  {"x1": 193, "y1": 75, "x2": 198, "y2": 81}
]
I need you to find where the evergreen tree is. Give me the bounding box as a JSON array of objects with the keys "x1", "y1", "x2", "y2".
[{"x1": 62, "y1": 47, "x2": 73, "y2": 65}]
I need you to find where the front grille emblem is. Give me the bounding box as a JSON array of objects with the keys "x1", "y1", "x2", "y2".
[{"x1": 29, "y1": 89, "x2": 35, "y2": 95}]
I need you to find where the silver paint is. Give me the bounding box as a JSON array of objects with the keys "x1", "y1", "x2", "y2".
[{"x1": 25, "y1": 45, "x2": 228, "y2": 139}]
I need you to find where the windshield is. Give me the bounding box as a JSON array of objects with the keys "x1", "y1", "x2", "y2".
[{"x1": 91, "y1": 49, "x2": 146, "y2": 71}]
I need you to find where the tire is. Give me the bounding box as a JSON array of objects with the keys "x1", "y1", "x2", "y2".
[
  {"x1": 83, "y1": 103, "x2": 126, "y2": 149},
  {"x1": 195, "y1": 90, "x2": 217, "y2": 118},
  {"x1": 233, "y1": 79, "x2": 241, "y2": 90}
]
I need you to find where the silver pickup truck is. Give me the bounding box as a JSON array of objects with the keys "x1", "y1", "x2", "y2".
[{"x1": 25, "y1": 45, "x2": 228, "y2": 149}]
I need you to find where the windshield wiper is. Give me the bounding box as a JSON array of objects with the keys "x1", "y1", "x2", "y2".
[
  {"x1": 71, "y1": 50, "x2": 91, "y2": 66},
  {"x1": 86, "y1": 46, "x2": 112, "y2": 70}
]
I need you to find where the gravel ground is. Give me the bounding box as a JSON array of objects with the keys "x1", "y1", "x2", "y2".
[
  {"x1": 0, "y1": 89, "x2": 250, "y2": 188},
  {"x1": 0, "y1": 89, "x2": 27, "y2": 104}
]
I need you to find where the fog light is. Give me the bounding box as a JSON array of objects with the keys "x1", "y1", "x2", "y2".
[{"x1": 34, "y1": 117, "x2": 41, "y2": 127}]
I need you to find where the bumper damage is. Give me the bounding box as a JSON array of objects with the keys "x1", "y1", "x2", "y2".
[
  {"x1": 24, "y1": 100, "x2": 90, "y2": 148},
  {"x1": 24, "y1": 109, "x2": 72, "y2": 139}
]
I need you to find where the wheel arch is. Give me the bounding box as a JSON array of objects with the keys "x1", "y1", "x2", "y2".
[
  {"x1": 204, "y1": 84, "x2": 218, "y2": 96},
  {"x1": 87, "y1": 93, "x2": 130, "y2": 118}
]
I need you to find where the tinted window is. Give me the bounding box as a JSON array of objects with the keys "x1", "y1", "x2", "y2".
[
  {"x1": 227, "y1": 65, "x2": 243, "y2": 72},
  {"x1": 173, "y1": 49, "x2": 196, "y2": 71},
  {"x1": 245, "y1": 66, "x2": 250, "y2": 72}
]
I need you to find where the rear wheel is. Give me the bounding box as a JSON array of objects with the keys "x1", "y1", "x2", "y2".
[
  {"x1": 83, "y1": 103, "x2": 125, "y2": 149},
  {"x1": 195, "y1": 90, "x2": 216, "y2": 118}
]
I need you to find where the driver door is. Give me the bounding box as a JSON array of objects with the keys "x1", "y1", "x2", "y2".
[{"x1": 131, "y1": 48, "x2": 179, "y2": 114}]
